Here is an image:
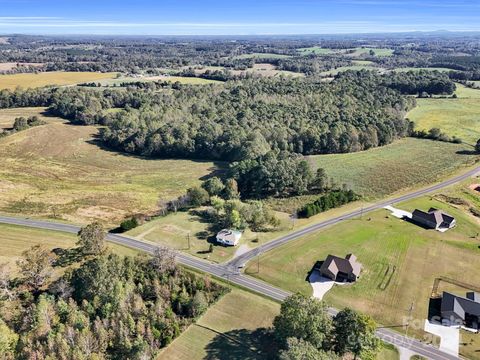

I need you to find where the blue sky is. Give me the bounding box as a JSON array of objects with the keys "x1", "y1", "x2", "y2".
[{"x1": 0, "y1": 0, "x2": 479, "y2": 35}]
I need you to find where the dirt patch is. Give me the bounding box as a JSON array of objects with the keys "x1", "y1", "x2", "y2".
[
  {"x1": 160, "y1": 224, "x2": 189, "y2": 235},
  {"x1": 469, "y1": 184, "x2": 480, "y2": 192}
]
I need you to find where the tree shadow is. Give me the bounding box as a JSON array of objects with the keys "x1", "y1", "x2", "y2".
[
  {"x1": 455, "y1": 149, "x2": 478, "y2": 155},
  {"x1": 203, "y1": 327, "x2": 278, "y2": 360},
  {"x1": 52, "y1": 247, "x2": 83, "y2": 268}
]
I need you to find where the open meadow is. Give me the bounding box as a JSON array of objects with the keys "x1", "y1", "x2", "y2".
[
  {"x1": 0, "y1": 223, "x2": 137, "y2": 269},
  {"x1": 308, "y1": 138, "x2": 478, "y2": 199},
  {"x1": 246, "y1": 188, "x2": 480, "y2": 358},
  {"x1": 408, "y1": 84, "x2": 480, "y2": 144},
  {"x1": 0, "y1": 71, "x2": 118, "y2": 90},
  {"x1": 158, "y1": 288, "x2": 280, "y2": 360},
  {"x1": 0, "y1": 108, "x2": 220, "y2": 225},
  {"x1": 98, "y1": 74, "x2": 221, "y2": 86},
  {"x1": 231, "y1": 53, "x2": 291, "y2": 60}
]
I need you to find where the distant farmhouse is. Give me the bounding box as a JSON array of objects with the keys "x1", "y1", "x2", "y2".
[
  {"x1": 412, "y1": 208, "x2": 456, "y2": 230},
  {"x1": 216, "y1": 229, "x2": 242, "y2": 246},
  {"x1": 441, "y1": 291, "x2": 480, "y2": 330},
  {"x1": 318, "y1": 254, "x2": 361, "y2": 282}
]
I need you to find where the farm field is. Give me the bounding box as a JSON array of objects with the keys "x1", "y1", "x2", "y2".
[
  {"x1": 408, "y1": 84, "x2": 480, "y2": 143},
  {"x1": 98, "y1": 74, "x2": 221, "y2": 86},
  {"x1": 0, "y1": 62, "x2": 44, "y2": 71},
  {"x1": 246, "y1": 193, "x2": 480, "y2": 357},
  {"x1": 0, "y1": 106, "x2": 51, "y2": 129},
  {"x1": 308, "y1": 137, "x2": 478, "y2": 199},
  {"x1": 0, "y1": 71, "x2": 118, "y2": 90},
  {"x1": 320, "y1": 64, "x2": 379, "y2": 76},
  {"x1": 393, "y1": 67, "x2": 457, "y2": 73},
  {"x1": 0, "y1": 223, "x2": 137, "y2": 268},
  {"x1": 347, "y1": 47, "x2": 394, "y2": 57},
  {"x1": 230, "y1": 63, "x2": 304, "y2": 78},
  {"x1": 297, "y1": 46, "x2": 336, "y2": 55},
  {"x1": 0, "y1": 108, "x2": 219, "y2": 225},
  {"x1": 231, "y1": 52, "x2": 290, "y2": 59},
  {"x1": 158, "y1": 288, "x2": 280, "y2": 360}
]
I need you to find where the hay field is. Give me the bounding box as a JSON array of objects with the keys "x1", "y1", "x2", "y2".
[
  {"x1": 0, "y1": 108, "x2": 219, "y2": 225},
  {"x1": 0, "y1": 71, "x2": 118, "y2": 90}
]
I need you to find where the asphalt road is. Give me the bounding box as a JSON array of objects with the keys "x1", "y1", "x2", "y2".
[{"x1": 1, "y1": 164, "x2": 478, "y2": 359}]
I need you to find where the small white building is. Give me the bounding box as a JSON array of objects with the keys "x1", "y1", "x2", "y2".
[{"x1": 216, "y1": 229, "x2": 242, "y2": 246}]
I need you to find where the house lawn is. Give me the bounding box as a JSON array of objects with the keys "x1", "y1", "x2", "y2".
[{"x1": 246, "y1": 193, "x2": 480, "y2": 358}]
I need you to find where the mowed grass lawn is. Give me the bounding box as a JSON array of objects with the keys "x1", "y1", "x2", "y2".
[
  {"x1": 246, "y1": 194, "x2": 480, "y2": 354},
  {"x1": 126, "y1": 200, "x2": 373, "y2": 263},
  {"x1": 158, "y1": 289, "x2": 280, "y2": 360},
  {"x1": 0, "y1": 71, "x2": 118, "y2": 90},
  {"x1": 0, "y1": 108, "x2": 220, "y2": 225},
  {"x1": 0, "y1": 223, "x2": 137, "y2": 268},
  {"x1": 408, "y1": 84, "x2": 480, "y2": 144},
  {"x1": 308, "y1": 138, "x2": 478, "y2": 199}
]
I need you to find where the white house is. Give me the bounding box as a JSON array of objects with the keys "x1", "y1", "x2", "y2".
[{"x1": 216, "y1": 229, "x2": 242, "y2": 246}]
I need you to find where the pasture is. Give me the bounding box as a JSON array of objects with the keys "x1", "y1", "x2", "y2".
[
  {"x1": 297, "y1": 46, "x2": 336, "y2": 55},
  {"x1": 0, "y1": 223, "x2": 137, "y2": 268},
  {"x1": 346, "y1": 47, "x2": 394, "y2": 57},
  {"x1": 0, "y1": 71, "x2": 118, "y2": 90},
  {"x1": 231, "y1": 53, "x2": 291, "y2": 60},
  {"x1": 320, "y1": 64, "x2": 379, "y2": 76},
  {"x1": 393, "y1": 67, "x2": 457, "y2": 73},
  {"x1": 246, "y1": 194, "x2": 480, "y2": 357},
  {"x1": 408, "y1": 84, "x2": 480, "y2": 143},
  {"x1": 158, "y1": 288, "x2": 280, "y2": 360},
  {"x1": 0, "y1": 108, "x2": 219, "y2": 225},
  {"x1": 98, "y1": 74, "x2": 221, "y2": 86},
  {"x1": 308, "y1": 138, "x2": 478, "y2": 199},
  {"x1": 0, "y1": 107, "x2": 51, "y2": 129}
]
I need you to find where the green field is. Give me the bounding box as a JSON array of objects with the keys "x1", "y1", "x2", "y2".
[
  {"x1": 0, "y1": 108, "x2": 219, "y2": 225},
  {"x1": 347, "y1": 47, "x2": 394, "y2": 57},
  {"x1": 0, "y1": 71, "x2": 118, "y2": 90},
  {"x1": 0, "y1": 223, "x2": 137, "y2": 267},
  {"x1": 99, "y1": 75, "x2": 221, "y2": 86},
  {"x1": 246, "y1": 193, "x2": 480, "y2": 356},
  {"x1": 320, "y1": 64, "x2": 379, "y2": 76},
  {"x1": 231, "y1": 53, "x2": 291, "y2": 60},
  {"x1": 0, "y1": 106, "x2": 51, "y2": 129},
  {"x1": 393, "y1": 67, "x2": 457, "y2": 73},
  {"x1": 297, "y1": 46, "x2": 336, "y2": 55},
  {"x1": 308, "y1": 138, "x2": 478, "y2": 199},
  {"x1": 408, "y1": 84, "x2": 480, "y2": 143},
  {"x1": 158, "y1": 288, "x2": 280, "y2": 360}
]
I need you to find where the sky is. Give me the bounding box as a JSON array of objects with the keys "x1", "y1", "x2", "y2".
[{"x1": 0, "y1": 0, "x2": 480, "y2": 35}]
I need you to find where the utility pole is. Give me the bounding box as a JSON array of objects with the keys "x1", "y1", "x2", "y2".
[{"x1": 405, "y1": 301, "x2": 414, "y2": 337}]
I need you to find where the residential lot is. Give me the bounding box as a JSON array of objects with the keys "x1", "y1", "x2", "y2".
[{"x1": 247, "y1": 188, "x2": 480, "y2": 357}]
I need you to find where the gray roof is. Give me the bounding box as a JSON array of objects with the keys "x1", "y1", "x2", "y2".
[
  {"x1": 441, "y1": 292, "x2": 480, "y2": 320},
  {"x1": 412, "y1": 208, "x2": 455, "y2": 227},
  {"x1": 319, "y1": 254, "x2": 361, "y2": 278}
]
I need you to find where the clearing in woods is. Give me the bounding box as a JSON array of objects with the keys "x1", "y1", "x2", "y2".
[
  {"x1": 0, "y1": 71, "x2": 118, "y2": 90},
  {"x1": 0, "y1": 108, "x2": 220, "y2": 225},
  {"x1": 246, "y1": 191, "x2": 480, "y2": 358},
  {"x1": 408, "y1": 84, "x2": 480, "y2": 143}
]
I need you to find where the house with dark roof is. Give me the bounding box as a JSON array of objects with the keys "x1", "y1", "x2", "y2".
[
  {"x1": 441, "y1": 291, "x2": 480, "y2": 329},
  {"x1": 317, "y1": 254, "x2": 361, "y2": 282},
  {"x1": 411, "y1": 208, "x2": 456, "y2": 230}
]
